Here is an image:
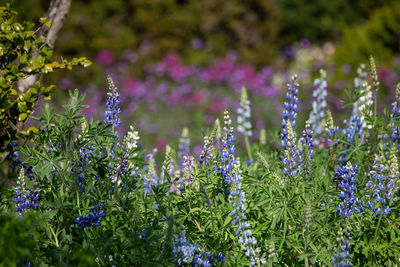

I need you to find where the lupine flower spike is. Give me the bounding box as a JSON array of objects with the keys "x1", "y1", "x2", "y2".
[
  {"x1": 13, "y1": 168, "x2": 40, "y2": 218},
  {"x1": 298, "y1": 120, "x2": 314, "y2": 177},
  {"x1": 325, "y1": 110, "x2": 339, "y2": 146},
  {"x1": 104, "y1": 76, "x2": 122, "y2": 137},
  {"x1": 340, "y1": 65, "x2": 373, "y2": 161},
  {"x1": 334, "y1": 162, "x2": 363, "y2": 218},
  {"x1": 177, "y1": 127, "x2": 190, "y2": 166},
  {"x1": 172, "y1": 230, "x2": 224, "y2": 266},
  {"x1": 390, "y1": 83, "x2": 400, "y2": 146},
  {"x1": 281, "y1": 121, "x2": 298, "y2": 182},
  {"x1": 230, "y1": 158, "x2": 258, "y2": 266},
  {"x1": 332, "y1": 225, "x2": 351, "y2": 267},
  {"x1": 220, "y1": 110, "x2": 237, "y2": 187},
  {"x1": 365, "y1": 153, "x2": 391, "y2": 217},
  {"x1": 309, "y1": 69, "x2": 328, "y2": 145},
  {"x1": 143, "y1": 155, "x2": 159, "y2": 194},
  {"x1": 237, "y1": 87, "x2": 252, "y2": 137},
  {"x1": 237, "y1": 87, "x2": 253, "y2": 161},
  {"x1": 351, "y1": 64, "x2": 373, "y2": 131},
  {"x1": 281, "y1": 74, "x2": 299, "y2": 147}
]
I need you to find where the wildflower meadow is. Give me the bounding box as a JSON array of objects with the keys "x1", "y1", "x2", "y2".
[{"x1": 2, "y1": 3, "x2": 400, "y2": 267}]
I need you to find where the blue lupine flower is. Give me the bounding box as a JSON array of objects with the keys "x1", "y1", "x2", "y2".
[
  {"x1": 230, "y1": 159, "x2": 257, "y2": 266},
  {"x1": 334, "y1": 162, "x2": 363, "y2": 218},
  {"x1": 350, "y1": 64, "x2": 373, "y2": 131},
  {"x1": 8, "y1": 145, "x2": 34, "y2": 180},
  {"x1": 172, "y1": 230, "x2": 223, "y2": 266},
  {"x1": 299, "y1": 120, "x2": 314, "y2": 166},
  {"x1": 13, "y1": 168, "x2": 40, "y2": 218},
  {"x1": 390, "y1": 83, "x2": 400, "y2": 145},
  {"x1": 331, "y1": 226, "x2": 351, "y2": 267},
  {"x1": 142, "y1": 154, "x2": 159, "y2": 194},
  {"x1": 220, "y1": 111, "x2": 237, "y2": 187},
  {"x1": 104, "y1": 77, "x2": 121, "y2": 137},
  {"x1": 281, "y1": 121, "x2": 298, "y2": 182},
  {"x1": 177, "y1": 127, "x2": 190, "y2": 166},
  {"x1": 281, "y1": 74, "x2": 299, "y2": 147},
  {"x1": 237, "y1": 87, "x2": 252, "y2": 137},
  {"x1": 75, "y1": 204, "x2": 105, "y2": 230},
  {"x1": 339, "y1": 116, "x2": 364, "y2": 162},
  {"x1": 365, "y1": 147, "x2": 399, "y2": 217},
  {"x1": 199, "y1": 133, "x2": 216, "y2": 166},
  {"x1": 308, "y1": 69, "x2": 328, "y2": 145},
  {"x1": 325, "y1": 110, "x2": 340, "y2": 146}
]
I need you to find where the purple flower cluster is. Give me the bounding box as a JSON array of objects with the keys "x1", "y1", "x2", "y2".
[
  {"x1": 142, "y1": 154, "x2": 159, "y2": 194},
  {"x1": 8, "y1": 148, "x2": 34, "y2": 180},
  {"x1": 390, "y1": 83, "x2": 400, "y2": 145},
  {"x1": 183, "y1": 155, "x2": 195, "y2": 186},
  {"x1": 71, "y1": 144, "x2": 94, "y2": 190},
  {"x1": 230, "y1": 160, "x2": 258, "y2": 266},
  {"x1": 13, "y1": 169, "x2": 40, "y2": 218},
  {"x1": 334, "y1": 162, "x2": 363, "y2": 218},
  {"x1": 339, "y1": 116, "x2": 364, "y2": 162},
  {"x1": 104, "y1": 77, "x2": 122, "y2": 137},
  {"x1": 281, "y1": 121, "x2": 299, "y2": 181},
  {"x1": 365, "y1": 148, "x2": 399, "y2": 217},
  {"x1": 281, "y1": 75, "x2": 299, "y2": 147},
  {"x1": 177, "y1": 128, "x2": 190, "y2": 166},
  {"x1": 365, "y1": 154, "x2": 392, "y2": 217},
  {"x1": 331, "y1": 226, "x2": 351, "y2": 267},
  {"x1": 172, "y1": 230, "x2": 224, "y2": 267},
  {"x1": 220, "y1": 111, "x2": 237, "y2": 186},
  {"x1": 299, "y1": 121, "x2": 314, "y2": 164},
  {"x1": 75, "y1": 204, "x2": 105, "y2": 230}
]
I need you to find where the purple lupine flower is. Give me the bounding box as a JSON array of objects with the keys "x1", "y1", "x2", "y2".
[
  {"x1": 172, "y1": 230, "x2": 200, "y2": 264},
  {"x1": 230, "y1": 159, "x2": 258, "y2": 266},
  {"x1": 13, "y1": 168, "x2": 40, "y2": 218},
  {"x1": 334, "y1": 162, "x2": 363, "y2": 218},
  {"x1": 365, "y1": 147, "x2": 399, "y2": 217},
  {"x1": 8, "y1": 142, "x2": 34, "y2": 180},
  {"x1": 220, "y1": 111, "x2": 237, "y2": 187},
  {"x1": 281, "y1": 121, "x2": 298, "y2": 182},
  {"x1": 183, "y1": 155, "x2": 195, "y2": 186},
  {"x1": 172, "y1": 230, "x2": 224, "y2": 266},
  {"x1": 331, "y1": 226, "x2": 351, "y2": 267},
  {"x1": 339, "y1": 116, "x2": 364, "y2": 162},
  {"x1": 104, "y1": 77, "x2": 121, "y2": 137},
  {"x1": 298, "y1": 121, "x2": 314, "y2": 176},
  {"x1": 142, "y1": 154, "x2": 159, "y2": 194},
  {"x1": 325, "y1": 110, "x2": 339, "y2": 146},
  {"x1": 351, "y1": 64, "x2": 373, "y2": 131},
  {"x1": 390, "y1": 83, "x2": 400, "y2": 145},
  {"x1": 75, "y1": 204, "x2": 105, "y2": 230},
  {"x1": 308, "y1": 69, "x2": 328, "y2": 145},
  {"x1": 281, "y1": 75, "x2": 299, "y2": 147},
  {"x1": 177, "y1": 128, "x2": 190, "y2": 166}
]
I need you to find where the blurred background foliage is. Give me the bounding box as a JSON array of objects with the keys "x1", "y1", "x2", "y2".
[
  {"x1": 9, "y1": 0, "x2": 400, "y2": 152},
  {"x1": 15, "y1": 0, "x2": 399, "y2": 68}
]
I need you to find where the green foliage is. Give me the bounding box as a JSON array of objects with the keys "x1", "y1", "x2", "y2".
[
  {"x1": 0, "y1": 4, "x2": 91, "y2": 157},
  {"x1": 334, "y1": 1, "x2": 400, "y2": 67},
  {"x1": 0, "y1": 211, "x2": 39, "y2": 266}
]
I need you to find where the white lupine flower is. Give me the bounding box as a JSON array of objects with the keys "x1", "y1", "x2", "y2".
[{"x1": 237, "y1": 87, "x2": 252, "y2": 137}]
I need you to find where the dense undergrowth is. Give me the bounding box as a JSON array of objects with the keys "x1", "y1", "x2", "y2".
[
  {"x1": 2, "y1": 4, "x2": 400, "y2": 267},
  {"x1": 2, "y1": 54, "x2": 400, "y2": 267}
]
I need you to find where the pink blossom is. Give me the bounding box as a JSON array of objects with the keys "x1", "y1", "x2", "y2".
[{"x1": 96, "y1": 50, "x2": 114, "y2": 66}]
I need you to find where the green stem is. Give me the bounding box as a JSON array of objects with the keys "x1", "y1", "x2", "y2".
[{"x1": 373, "y1": 212, "x2": 383, "y2": 247}]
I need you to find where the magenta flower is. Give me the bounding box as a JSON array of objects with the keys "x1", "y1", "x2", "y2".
[{"x1": 96, "y1": 50, "x2": 114, "y2": 66}]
